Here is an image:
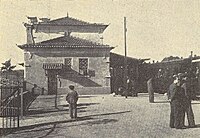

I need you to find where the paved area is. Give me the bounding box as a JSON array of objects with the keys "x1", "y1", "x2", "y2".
[{"x1": 3, "y1": 93, "x2": 200, "y2": 138}]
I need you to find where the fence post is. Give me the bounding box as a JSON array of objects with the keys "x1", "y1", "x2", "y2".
[
  {"x1": 23, "y1": 81, "x2": 26, "y2": 92},
  {"x1": 0, "y1": 85, "x2": 4, "y2": 135},
  {"x1": 17, "y1": 87, "x2": 20, "y2": 128},
  {"x1": 20, "y1": 87, "x2": 23, "y2": 118}
]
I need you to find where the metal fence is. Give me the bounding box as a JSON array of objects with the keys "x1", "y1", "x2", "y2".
[{"x1": 0, "y1": 85, "x2": 21, "y2": 135}]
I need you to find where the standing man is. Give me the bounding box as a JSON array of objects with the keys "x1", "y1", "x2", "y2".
[
  {"x1": 124, "y1": 77, "x2": 130, "y2": 98},
  {"x1": 66, "y1": 85, "x2": 79, "y2": 119},
  {"x1": 127, "y1": 77, "x2": 132, "y2": 96},
  {"x1": 168, "y1": 75, "x2": 185, "y2": 129},
  {"x1": 147, "y1": 77, "x2": 154, "y2": 103},
  {"x1": 132, "y1": 79, "x2": 138, "y2": 97},
  {"x1": 181, "y1": 76, "x2": 195, "y2": 127}
]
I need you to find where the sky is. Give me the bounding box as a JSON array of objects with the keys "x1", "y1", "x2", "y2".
[{"x1": 0, "y1": 0, "x2": 200, "y2": 69}]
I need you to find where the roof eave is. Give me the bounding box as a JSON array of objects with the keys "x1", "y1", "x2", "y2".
[
  {"x1": 34, "y1": 24, "x2": 109, "y2": 33},
  {"x1": 17, "y1": 44, "x2": 112, "y2": 49}
]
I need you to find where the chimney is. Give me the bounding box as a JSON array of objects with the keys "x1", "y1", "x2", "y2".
[
  {"x1": 24, "y1": 23, "x2": 35, "y2": 44},
  {"x1": 64, "y1": 32, "x2": 71, "y2": 37}
]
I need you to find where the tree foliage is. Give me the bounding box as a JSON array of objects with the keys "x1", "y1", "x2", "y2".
[
  {"x1": 161, "y1": 56, "x2": 180, "y2": 62},
  {"x1": 1, "y1": 59, "x2": 16, "y2": 72}
]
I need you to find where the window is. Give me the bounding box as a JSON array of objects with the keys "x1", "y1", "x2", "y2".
[
  {"x1": 79, "y1": 58, "x2": 88, "y2": 76},
  {"x1": 64, "y1": 58, "x2": 72, "y2": 68}
]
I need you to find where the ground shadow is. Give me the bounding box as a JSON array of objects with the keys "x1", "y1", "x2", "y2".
[
  {"x1": 191, "y1": 102, "x2": 200, "y2": 105},
  {"x1": 62, "y1": 103, "x2": 100, "y2": 107},
  {"x1": 9, "y1": 110, "x2": 130, "y2": 136},
  {"x1": 77, "y1": 103, "x2": 100, "y2": 106},
  {"x1": 27, "y1": 107, "x2": 87, "y2": 116},
  {"x1": 80, "y1": 110, "x2": 131, "y2": 118},
  {"x1": 11, "y1": 116, "x2": 94, "y2": 134},
  {"x1": 153, "y1": 101, "x2": 169, "y2": 103},
  {"x1": 27, "y1": 103, "x2": 99, "y2": 116},
  {"x1": 187, "y1": 124, "x2": 200, "y2": 128},
  {"x1": 78, "y1": 95, "x2": 97, "y2": 98},
  {"x1": 183, "y1": 124, "x2": 200, "y2": 129},
  {"x1": 27, "y1": 108, "x2": 67, "y2": 115},
  {"x1": 39, "y1": 124, "x2": 56, "y2": 138},
  {"x1": 64, "y1": 118, "x2": 118, "y2": 128},
  {"x1": 195, "y1": 124, "x2": 200, "y2": 128},
  {"x1": 17, "y1": 118, "x2": 118, "y2": 138},
  {"x1": 153, "y1": 101, "x2": 200, "y2": 104}
]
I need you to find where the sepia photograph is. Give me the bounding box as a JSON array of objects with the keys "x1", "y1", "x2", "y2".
[{"x1": 0, "y1": 0, "x2": 200, "y2": 137}]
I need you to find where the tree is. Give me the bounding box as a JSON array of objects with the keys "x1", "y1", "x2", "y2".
[
  {"x1": 1, "y1": 59, "x2": 16, "y2": 80},
  {"x1": 1, "y1": 59, "x2": 16, "y2": 72},
  {"x1": 161, "y1": 56, "x2": 180, "y2": 62}
]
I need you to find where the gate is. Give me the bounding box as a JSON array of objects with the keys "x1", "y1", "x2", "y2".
[{"x1": 0, "y1": 85, "x2": 21, "y2": 136}]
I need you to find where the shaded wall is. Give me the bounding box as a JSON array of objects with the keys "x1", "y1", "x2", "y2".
[{"x1": 24, "y1": 48, "x2": 111, "y2": 94}]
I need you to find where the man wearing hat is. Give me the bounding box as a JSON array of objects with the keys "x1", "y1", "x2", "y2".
[
  {"x1": 147, "y1": 76, "x2": 155, "y2": 103},
  {"x1": 66, "y1": 85, "x2": 79, "y2": 119}
]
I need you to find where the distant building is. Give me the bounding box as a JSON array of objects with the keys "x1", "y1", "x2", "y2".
[
  {"x1": 110, "y1": 53, "x2": 146, "y2": 93},
  {"x1": 18, "y1": 16, "x2": 114, "y2": 95},
  {"x1": 192, "y1": 57, "x2": 200, "y2": 95},
  {"x1": 142, "y1": 56, "x2": 200, "y2": 95}
]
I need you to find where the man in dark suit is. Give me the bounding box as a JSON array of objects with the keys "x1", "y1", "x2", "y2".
[
  {"x1": 168, "y1": 76, "x2": 177, "y2": 128},
  {"x1": 181, "y1": 77, "x2": 195, "y2": 127},
  {"x1": 131, "y1": 79, "x2": 138, "y2": 97},
  {"x1": 66, "y1": 85, "x2": 79, "y2": 119},
  {"x1": 147, "y1": 77, "x2": 154, "y2": 103}
]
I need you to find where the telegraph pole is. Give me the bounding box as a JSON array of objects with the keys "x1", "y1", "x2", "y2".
[
  {"x1": 124, "y1": 17, "x2": 128, "y2": 98},
  {"x1": 190, "y1": 51, "x2": 193, "y2": 74}
]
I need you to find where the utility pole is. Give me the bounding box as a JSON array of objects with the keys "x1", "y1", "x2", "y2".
[
  {"x1": 189, "y1": 51, "x2": 195, "y2": 99},
  {"x1": 190, "y1": 51, "x2": 193, "y2": 73},
  {"x1": 124, "y1": 17, "x2": 128, "y2": 98}
]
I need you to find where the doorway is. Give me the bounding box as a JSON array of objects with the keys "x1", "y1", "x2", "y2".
[{"x1": 47, "y1": 70, "x2": 57, "y2": 95}]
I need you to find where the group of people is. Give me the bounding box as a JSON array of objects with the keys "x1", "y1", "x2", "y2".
[
  {"x1": 64, "y1": 74, "x2": 196, "y2": 127},
  {"x1": 127, "y1": 78, "x2": 138, "y2": 97},
  {"x1": 168, "y1": 73, "x2": 196, "y2": 129},
  {"x1": 116, "y1": 77, "x2": 138, "y2": 98}
]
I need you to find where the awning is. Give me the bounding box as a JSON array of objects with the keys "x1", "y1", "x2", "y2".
[{"x1": 43, "y1": 63, "x2": 63, "y2": 70}]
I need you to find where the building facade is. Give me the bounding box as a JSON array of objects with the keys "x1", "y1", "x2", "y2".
[{"x1": 18, "y1": 16, "x2": 113, "y2": 95}]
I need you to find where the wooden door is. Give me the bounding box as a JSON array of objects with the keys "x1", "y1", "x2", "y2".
[{"x1": 48, "y1": 71, "x2": 57, "y2": 95}]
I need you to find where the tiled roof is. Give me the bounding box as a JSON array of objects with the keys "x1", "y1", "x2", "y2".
[
  {"x1": 40, "y1": 16, "x2": 104, "y2": 26},
  {"x1": 110, "y1": 53, "x2": 140, "y2": 67},
  {"x1": 18, "y1": 36, "x2": 113, "y2": 49},
  {"x1": 33, "y1": 16, "x2": 108, "y2": 33}
]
